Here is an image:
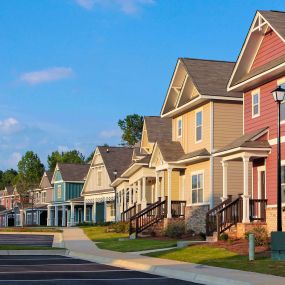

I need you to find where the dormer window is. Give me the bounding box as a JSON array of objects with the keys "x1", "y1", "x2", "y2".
[
  {"x1": 252, "y1": 91, "x2": 260, "y2": 118},
  {"x1": 177, "y1": 117, "x2": 182, "y2": 138}
]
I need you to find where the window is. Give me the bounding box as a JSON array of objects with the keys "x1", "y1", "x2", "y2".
[
  {"x1": 177, "y1": 118, "x2": 182, "y2": 138},
  {"x1": 110, "y1": 202, "x2": 115, "y2": 217},
  {"x1": 252, "y1": 92, "x2": 260, "y2": 117},
  {"x1": 195, "y1": 111, "x2": 202, "y2": 142},
  {"x1": 97, "y1": 169, "x2": 102, "y2": 187},
  {"x1": 191, "y1": 172, "x2": 203, "y2": 204},
  {"x1": 281, "y1": 84, "x2": 285, "y2": 122},
  {"x1": 41, "y1": 191, "x2": 46, "y2": 203},
  {"x1": 57, "y1": 185, "x2": 62, "y2": 199},
  {"x1": 281, "y1": 166, "x2": 285, "y2": 203}
]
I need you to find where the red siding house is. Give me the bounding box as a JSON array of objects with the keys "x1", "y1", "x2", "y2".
[{"x1": 215, "y1": 10, "x2": 285, "y2": 235}]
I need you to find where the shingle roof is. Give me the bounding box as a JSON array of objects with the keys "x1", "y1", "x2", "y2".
[
  {"x1": 180, "y1": 58, "x2": 242, "y2": 98},
  {"x1": 57, "y1": 163, "x2": 90, "y2": 182},
  {"x1": 144, "y1": 116, "x2": 172, "y2": 143},
  {"x1": 216, "y1": 128, "x2": 270, "y2": 153},
  {"x1": 259, "y1": 10, "x2": 285, "y2": 40},
  {"x1": 98, "y1": 146, "x2": 133, "y2": 182},
  {"x1": 45, "y1": 171, "x2": 53, "y2": 184},
  {"x1": 5, "y1": 186, "x2": 14, "y2": 195},
  {"x1": 179, "y1": 148, "x2": 210, "y2": 161}
]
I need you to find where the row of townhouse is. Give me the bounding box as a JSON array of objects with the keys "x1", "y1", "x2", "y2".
[{"x1": 0, "y1": 10, "x2": 285, "y2": 240}]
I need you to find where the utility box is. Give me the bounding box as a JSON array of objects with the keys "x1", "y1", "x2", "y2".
[{"x1": 271, "y1": 231, "x2": 285, "y2": 260}]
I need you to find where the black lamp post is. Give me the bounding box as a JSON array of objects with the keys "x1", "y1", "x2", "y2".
[
  {"x1": 272, "y1": 86, "x2": 285, "y2": 232},
  {"x1": 113, "y1": 170, "x2": 118, "y2": 222}
]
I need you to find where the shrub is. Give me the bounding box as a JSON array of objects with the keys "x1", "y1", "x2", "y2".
[
  {"x1": 198, "y1": 232, "x2": 206, "y2": 240},
  {"x1": 164, "y1": 221, "x2": 185, "y2": 239},
  {"x1": 245, "y1": 226, "x2": 268, "y2": 246},
  {"x1": 108, "y1": 222, "x2": 129, "y2": 233},
  {"x1": 219, "y1": 233, "x2": 229, "y2": 241}
]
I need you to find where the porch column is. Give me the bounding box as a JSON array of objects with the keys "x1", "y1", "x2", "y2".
[
  {"x1": 62, "y1": 205, "x2": 66, "y2": 227},
  {"x1": 70, "y1": 203, "x2": 74, "y2": 226},
  {"x1": 167, "y1": 168, "x2": 172, "y2": 218},
  {"x1": 123, "y1": 189, "x2": 127, "y2": 212},
  {"x1": 129, "y1": 186, "x2": 133, "y2": 207},
  {"x1": 221, "y1": 161, "x2": 228, "y2": 201},
  {"x1": 242, "y1": 157, "x2": 250, "y2": 223},
  {"x1": 103, "y1": 198, "x2": 107, "y2": 222},
  {"x1": 54, "y1": 206, "x2": 58, "y2": 227},
  {"x1": 47, "y1": 205, "x2": 51, "y2": 226},
  {"x1": 161, "y1": 173, "x2": 165, "y2": 200},
  {"x1": 155, "y1": 171, "x2": 160, "y2": 201},
  {"x1": 133, "y1": 184, "x2": 137, "y2": 204},
  {"x1": 116, "y1": 193, "x2": 121, "y2": 221},
  {"x1": 83, "y1": 199, "x2": 87, "y2": 222},
  {"x1": 142, "y1": 177, "x2": 147, "y2": 209},
  {"x1": 92, "y1": 200, "x2": 96, "y2": 223},
  {"x1": 138, "y1": 180, "x2": 142, "y2": 205}
]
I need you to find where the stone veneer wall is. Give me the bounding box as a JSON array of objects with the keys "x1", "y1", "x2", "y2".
[
  {"x1": 266, "y1": 207, "x2": 285, "y2": 233},
  {"x1": 185, "y1": 204, "x2": 210, "y2": 234}
]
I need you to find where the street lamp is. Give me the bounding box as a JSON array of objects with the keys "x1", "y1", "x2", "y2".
[
  {"x1": 113, "y1": 170, "x2": 118, "y2": 222},
  {"x1": 272, "y1": 86, "x2": 285, "y2": 232}
]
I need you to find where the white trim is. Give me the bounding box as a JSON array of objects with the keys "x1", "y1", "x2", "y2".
[
  {"x1": 177, "y1": 116, "x2": 183, "y2": 138},
  {"x1": 190, "y1": 170, "x2": 204, "y2": 205},
  {"x1": 251, "y1": 90, "x2": 260, "y2": 118},
  {"x1": 175, "y1": 74, "x2": 188, "y2": 108},
  {"x1": 214, "y1": 146, "x2": 271, "y2": 157},
  {"x1": 195, "y1": 108, "x2": 203, "y2": 143},
  {"x1": 268, "y1": 136, "x2": 285, "y2": 145},
  {"x1": 257, "y1": 165, "x2": 266, "y2": 200},
  {"x1": 186, "y1": 202, "x2": 210, "y2": 207}
]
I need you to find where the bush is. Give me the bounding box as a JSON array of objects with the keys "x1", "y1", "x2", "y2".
[
  {"x1": 245, "y1": 226, "x2": 268, "y2": 246},
  {"x1": 198, "y1": 232, "x2": 206, "y2": 240},
  {"x1": 108, "y1": 222, "x2": 129, "y2": 233},
  {"x1": 219, "y1": 233, "x2": 229, "y2": 241},
  {"x1": 164, "y1": 221, "x2": 185, "y2": 239}
]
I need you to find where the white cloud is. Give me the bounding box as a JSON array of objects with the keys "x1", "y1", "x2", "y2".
[
  {"x1": 0, "y1": 118, "x2": 21, "y2": 134},
  {"x1": 5, "y1": 152, "x2": 22, "y2": 169},
  {"x1": 75, "y1": 0, "x2": 155, "y2": 14},
  {"x1": 20, "y1": 67, "x2": 73, "y2": 85},
  {"x1": 99, "y1": 129, "x2": 121, "y2": 139}
]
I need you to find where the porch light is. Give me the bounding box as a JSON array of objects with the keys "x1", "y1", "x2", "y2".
[{"x1": 272, "y1": 86, "x2": 285, "y2": 102}]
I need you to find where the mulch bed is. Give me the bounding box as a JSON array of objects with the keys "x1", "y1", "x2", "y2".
[{"x1": 208, "y1": 239, "x2": 270, "y2": 256}]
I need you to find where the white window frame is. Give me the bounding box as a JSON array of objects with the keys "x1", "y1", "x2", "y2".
[
  {"x1": 57, "y1": 185, "x2": 62, "y2": 199},
  {"x1": 177, "y1": 117, "x2": 182, "y2": 138},
  {"x1": 41, "y1": 191, "x2": 46, "y2": 203},
  {"x1": 195, "y1": 109, "x2": 203, "y2": 143},
  {"x1": 97, "y1": 168, "x2": 102, "y2": 187},
  {"x1": 251, "y1": 90, "x2": 260, "y2": 118},
  {"x1": 190, "y1": 170, "x2": 204, "y2": 205}
]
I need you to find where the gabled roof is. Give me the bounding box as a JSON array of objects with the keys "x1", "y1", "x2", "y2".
[
  {"x1": 98, "y1": 146, "x2": 133, "y2": 182},
  {"x1": 56, "y1": 163, "x2": 90, "y2": 182},
  {"x1": 144, "y1": 116, "x2": 172, "y2": 143},
  {"x1": 46, "y1": 171, "x2": 53, "y2": 183},
  {"x1": 161, "y1": 58, "x2": 242, "y2": 116},
  {"x1": 215, "y1": 127, "x2": 270, "y2": 154},
  {"x1": 228, "y1": 10, "x2": 285, "y2": 91},
  {"x1": 5, "y1": 186, "x2": 14, "y2": 195}
]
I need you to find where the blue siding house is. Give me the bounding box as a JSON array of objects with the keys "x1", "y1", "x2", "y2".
[{"x1": 47, "y1": 163, "x2": 90, "y2": 227}]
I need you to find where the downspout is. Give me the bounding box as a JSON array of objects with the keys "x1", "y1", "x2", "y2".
[{"x1": 210, "y1": 101, "x2": 214, "y2": 209}]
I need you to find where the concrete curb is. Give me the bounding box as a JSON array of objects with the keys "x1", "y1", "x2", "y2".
[
  {"x1": 67, "y1": 250, "x2": 251, "y2": 285},
  {"x1": 0, "y1": 249, "x2": 69, "y2": 255}
]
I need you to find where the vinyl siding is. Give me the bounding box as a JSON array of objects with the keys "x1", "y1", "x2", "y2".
[
  {"x1": 251, "y1": 30, "x2": 285, "y2": 70},
  {"x1": 66, "y1": 183, "x2": 84, "y2": 200},
  {"x1": 164, "y1": 170, "x2": 180, "y2": 200},
  {"x1": 213, "y1": 102, "x2": 243, "y2": 151},
  {"x1": 172, "y1": 102, "x2": 211, "y2": 153}
]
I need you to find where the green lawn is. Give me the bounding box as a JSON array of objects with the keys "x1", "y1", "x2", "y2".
[
  {"x1": 81, "y1": 226, "x2": 177, "y2": 252},
  {"x1": 0, "y1": 245, "x2": 63, "y2": 250},
  {"x1": 0, "y1": 227, "x2": 62, "y2": 233},
  {"x1": 146, "y1": 245, "x2": 285, "y2": 277}
]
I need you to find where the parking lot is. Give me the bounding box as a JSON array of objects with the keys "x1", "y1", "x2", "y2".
[{"x1": 0, "y1": 255, "x2": 200, "y2": 284}]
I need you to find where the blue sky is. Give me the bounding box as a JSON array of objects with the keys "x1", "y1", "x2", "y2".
[{"x1": 0, "y1": 0, "x2": 284, "y2": 170}]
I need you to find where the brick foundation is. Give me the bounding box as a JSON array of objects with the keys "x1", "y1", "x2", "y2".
[
  {"x1": 266, "y1": 207, "x2": 285, "y2": 233},
  {"x1": 185, "y1": 204, "x2": 209, "y2": 234}
]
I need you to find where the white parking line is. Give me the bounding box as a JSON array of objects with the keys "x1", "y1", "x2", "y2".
[{"x1": 0, "y1": 277, "x2": 168, "y2": 282}]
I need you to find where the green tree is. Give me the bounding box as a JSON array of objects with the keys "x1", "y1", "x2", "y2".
[
  {"x1": 47, "y1": 150, "x2": 85, "y2": 171},
  {"x1": 85, "y1": 150, "x2": 95, "y2": 163},
  {"x1": 118, "y1": 114, "x2": 143, "y2": 146},
  {"x1": 0, "y1": 169, "x2": 18, "y2": 188}
]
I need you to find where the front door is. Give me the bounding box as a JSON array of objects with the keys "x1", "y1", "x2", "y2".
[{"x1": 96, "y1": 203, "x2": 104, "y2": 224}]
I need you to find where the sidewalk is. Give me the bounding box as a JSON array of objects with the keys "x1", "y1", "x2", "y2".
[{"x1": 63, "y1": 227, "x2": 285, "y2": 285}]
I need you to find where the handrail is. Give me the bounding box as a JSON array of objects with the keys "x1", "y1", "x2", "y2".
[
  {"x1": 121, "y1": 203, "x2": 136, "y2": 222},
  {"x1": 249, "y1": 199, "x2": 267, "y2": 221},
  {"x1": 205, "y1": 195, "x2": 232, "y2": 236}
]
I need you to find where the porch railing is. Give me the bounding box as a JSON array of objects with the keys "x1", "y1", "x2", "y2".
[
  {"x1": 121, "y1": 203, "x2": 136, "y2": 222},
  {"x1": 129, "y1": 199, "x2": 186, "y2": 237},
  {"x1": 205, "y1": 195, "x2": 232, "y2": 236},
  {"x1": 249, "y1": 199, "x2": 267, "y2": 222}
]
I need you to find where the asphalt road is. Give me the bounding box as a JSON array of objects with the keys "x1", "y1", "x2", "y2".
[
  {"x1": 0, "y1": 255, "x2": 202, "y2": 284},
  {"x1": 0, "y1": 234, "x2": 53, "y2": 246}
]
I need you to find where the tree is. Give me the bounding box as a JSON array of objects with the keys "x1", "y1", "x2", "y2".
[
  {"x1": 118, "y1": 114, "x2": 143, "y2": 146},
  {"x1": 0, "y1": 169, "x2": 18, "y2": 189},
  {"x1": 85, "y1": 150, "x2": 95, "y2": 163},
  {"x1": 47, "y1": 150, "x2": 85, "y2": 171}
]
